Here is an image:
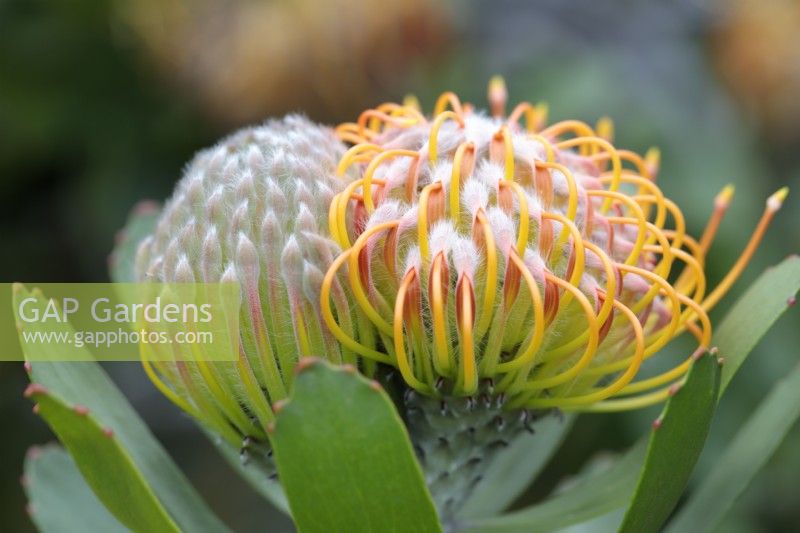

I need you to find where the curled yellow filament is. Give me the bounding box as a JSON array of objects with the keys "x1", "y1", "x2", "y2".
[
  {"x1": 428, "y1": 111, "x2": 465, "y2": 163},
  {"x1": 495, "y1": 250, "x2": 546, "y2": 373},
  {"x1": 394, "y1": 268, "x2": 433, "y2": 393},
  {"x1": 362, "y1": 149, "x2": 419, "y2": 213}
]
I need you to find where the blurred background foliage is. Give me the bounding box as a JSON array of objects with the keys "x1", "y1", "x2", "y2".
[{"x1": 1, "y1": 0, "x2": 798, "y2": 531}]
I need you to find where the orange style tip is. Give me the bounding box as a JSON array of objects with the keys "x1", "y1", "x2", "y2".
[
  {"x1": 32, "y1": 404, "x2": 39, "y2": 415},
  {"x1": 295, "y1": 356, "x2": 321, "y2": 374},
  {"x1": 403, "y1": 94, "x2": 421, "y2": 112},
  {"x1": 715, "y1": 185, "x2": 735, "y2": 208},
  {"x1": 717, "y1": 356, "x2": 726, "y2": 366},
  {"x1": 767, "y1": 187, "x2": 789, "y2": 212},
  {"x1": 272, "y1": 399, "x2": 288, "y2": 414},
  {"x1": 341, "y1": 364, "x2": 357, "y2": 374},
  {"x1": 23, "y1": 361, "x2": 32, "y2": 374},
  {"x1": 645, "y1": 147, "x2": 661, "y2": 170},
  {"x1": 652, "y1": 417, "x2": 663, "y2": 430},
  {"x1": 596, "y1": 117, "x2": 614, "y2": 141},
  {"x1": 12, "y1": 282, "x2": 24, "y2": 295},
  {"x1": 102, "y1": 427, "x2": 114, "y2": 439},
  {"x1": 534, "y1": 102, "x2": 549, "y2": 126},
  {"x1": 73, "y1": 405, "x2": 89, "y2": 416},
  {"x1": 266, "y1": 422, "x2": 276, "y2": 434},
  {"x1": 668, "y1": 383, "x2": 683, "y2": 396},
  {"x1": 488, "y1": 76, "x2": 508, "y2": 117},
  {"x1": 368, "y1": 380, "x2": 383, "y2": 392},
  {"x1": 788, "y1": 295, "x2": 797, "y2": 307},
  {"x1": 488, "y1": 75, "x2": 507, "y2": 98}
]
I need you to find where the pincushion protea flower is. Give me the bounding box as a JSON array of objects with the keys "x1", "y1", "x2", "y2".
[
  {"x1": 324, "y1": 76, "x2": 786, "y2": 413},
  {"x1": 134, "y1": 78, "x2": 785, "y2": 518}
]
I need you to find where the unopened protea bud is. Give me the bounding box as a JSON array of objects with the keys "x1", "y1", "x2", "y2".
[
  {"x1": 135, "y1": 116, "x2": 353, "y2": 455},
  {"x1": 322, "y1": 78, "x2": 786, "y2": 515}
]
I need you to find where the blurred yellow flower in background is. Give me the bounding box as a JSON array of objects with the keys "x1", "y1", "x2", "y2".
[
  {"x1": 712, "y1": 0, "x2": 800, "y2": 141},
  {"x1": 114, "y1": 0, "x2": 452, "y2": 125}
]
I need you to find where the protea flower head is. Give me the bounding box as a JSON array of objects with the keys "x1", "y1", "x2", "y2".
[
  {"x1": 324, "y1": 76, "x2": 786, "y2": 413},
  {"x1": 135, "y1": 79, "x2": 785, "y2": 518}
]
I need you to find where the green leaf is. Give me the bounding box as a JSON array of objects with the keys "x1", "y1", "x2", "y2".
[
  {"x1": 23, "y1": 444, "x2": 127, "y2": 533},
  {"x1": 18, "y1": 285, "x2": 229, "y2": 532},
  {"x1": 270, "y1": 358, "x2": 441, "y2": 533},
  {"x1": 558, "y1": 508, "x2": 625, "y2": 533},
  {"x1": 666, "y1": 362, "x2": 800, "y2": 533},
  {"x1": 109, "y1": 201, "x2": 160, "y2": 283},
  {"x1": 715, "y1": 255, "x2": 800, "y2": 395},
  {"x1": 460, "y1": 440, "x2": 647, "y2": 533},
  {"x1": 618, "y1": 353, "x2": 721, "y2": 533},
  {"x1": 458, "y1": 414, "x2": 575, "y2": 519},
  {"x1": 26, "y1": 385, "x2": 180, "y2": 532}
]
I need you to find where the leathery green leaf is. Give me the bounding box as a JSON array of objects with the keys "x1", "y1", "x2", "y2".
[
  {"x1": 23, "y1": 444, "x2": 127, "y2": 533},
  {"x1": 462, "y1": 355, "x2": 717, "y2": 533},
  {"x1": 109, "y1": 201, "x2": 160, "y2": 283},
  {"x1": 17, "y1": 285, "x2": 229, "y2": 532},
  {"x1": 25, "y1": 386, "x2": 181, "y2": 532},
  {"x1": 666, "y1": 362, "x2": 800, "y2": 533},
  {"x1": 715, "y1": 255, "x2": 800, "y2": 395},
  {"x1": 618, "y1": 352, "x2": 721, "y2": 533},
  {"x1": 270, "y1": 358, "x2": 441, "y2": 533},
  {"x1": 460, "y1": 440, "x2": 647, "y2": 533}
]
